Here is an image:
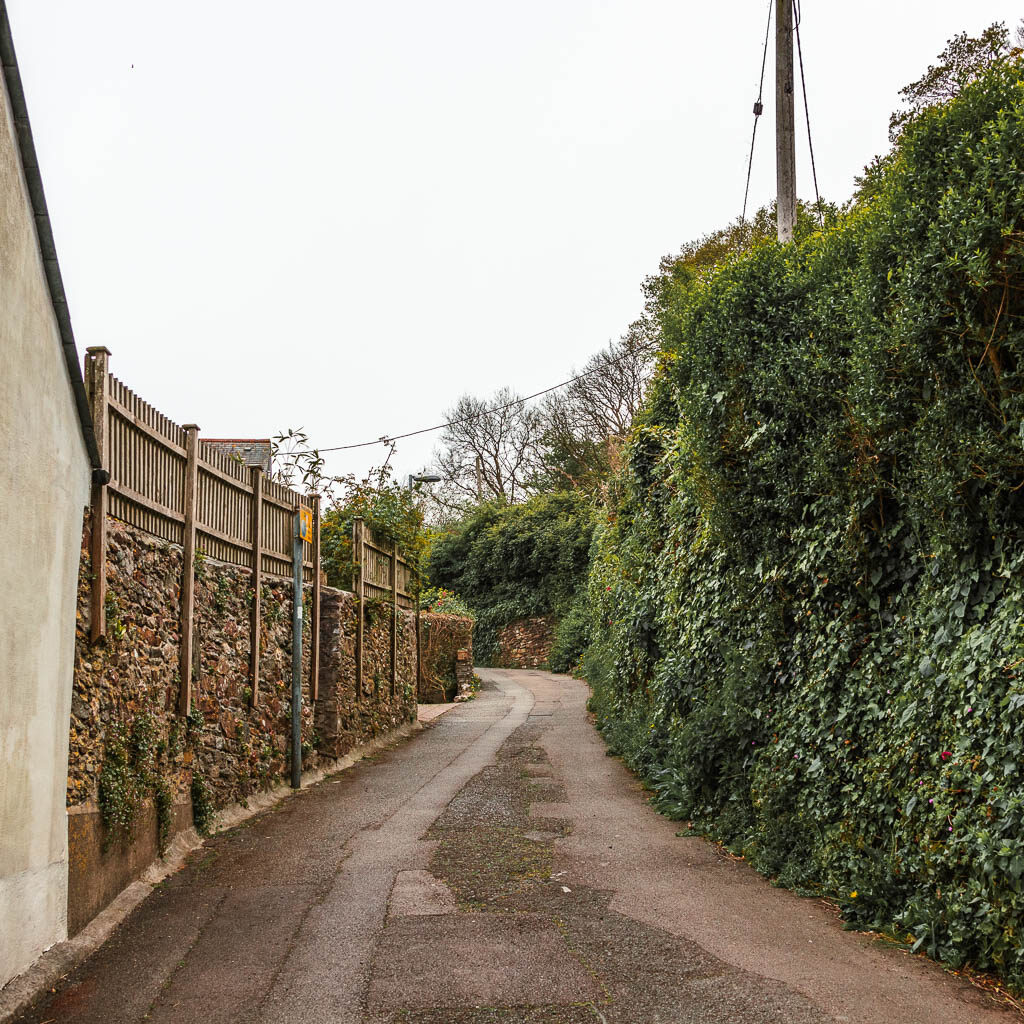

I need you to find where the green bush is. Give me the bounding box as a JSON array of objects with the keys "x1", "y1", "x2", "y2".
[
  {"x1": 588, "y1": 57, "x2": 1024, "y2": 989},
  {"x1": 548, "y1": 592, "x2": 591, "y2": 674},
  {"x1": 427, "y1": 492, "x2": 597, "y2": 663},
  {"x1": 320, "y1": 478, "x2": 425, "y2": 592},
  {"x1": 419, "y1": 587, "x2": 474, "y2": 617},
  {"x1": 425, "y1": 493, "x2": 598, "y2": 663}
]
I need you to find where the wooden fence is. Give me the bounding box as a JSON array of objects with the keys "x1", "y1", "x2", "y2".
[
  {"x1": 352, "y1": 518, "x2": 417, "y2": 698},
  {"x1": 84, "y1": 347, "x2": 321, "y2": 713}
]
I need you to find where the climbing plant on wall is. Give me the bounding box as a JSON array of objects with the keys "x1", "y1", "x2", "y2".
[{"x1": 587, "y1": 51, "x2": 1024, "y2": 990}]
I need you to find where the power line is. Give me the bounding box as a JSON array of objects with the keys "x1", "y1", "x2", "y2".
[
  {"x1": 793, "y1": 0, "x2": 823, "y2": 225},
  {"x1": 742, "y1": 0, "x2": 774, "y2": 223},
  {"x1": 316, "y1": 350, "x2": 643, "y2": 454}
]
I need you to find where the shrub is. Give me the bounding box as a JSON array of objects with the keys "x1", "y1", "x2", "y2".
[
  {"x1": 588, "y1": 56, "x2": 1024, "y2": 989},
  {"x1": 548, "y1": 592, "x2": 591, "y2": 674},
  {"x1": 427, "y1": 493, "x2": 597, "y2": 663},
  {"x1": 419, "y1": 587, "x2": 474, "y2": 617}
]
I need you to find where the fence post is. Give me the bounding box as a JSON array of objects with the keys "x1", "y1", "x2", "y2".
[
  {"x1": 390, "y1": 540, "x2": 398, "y2": 697},
  {"x1": 415, "y1": 555, "x2": 422, "y2": 707},
  {"x1": 291, "y1": 505, "x2": 303, "y2": 788},
  {"x1": 354, "y1": 517, "x2": 364, "y2": 702},
  {"x1": 249, "y1": 466, "x2": 263, "y2": 706},
  {"x1": 85, "y1": 347, "x2": 111, "y2": 641},
  {"x1": 178, "y1": 423, "x2": 200, "y2": 716},
  {"x1": 310, "y1": 494, "x2": 321, "y2": 701}
]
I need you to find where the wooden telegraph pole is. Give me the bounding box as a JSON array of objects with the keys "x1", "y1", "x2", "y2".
[{"x1": 776, "y1": 0, "x2": 796, "y2": 242}]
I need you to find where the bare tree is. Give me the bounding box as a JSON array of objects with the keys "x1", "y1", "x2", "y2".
[
  {"x1": 425, "y1": 326, "x2": 654, "y2": 515},
  {"x1": 537, "y1": 323, "x2": 655, "y2": 492},
  {"x1": 563, "y1": 321, "x2": 652, "y2": 434},
  {"x1": 432, "y1": 388, "x2": 545, "y2": 511}
]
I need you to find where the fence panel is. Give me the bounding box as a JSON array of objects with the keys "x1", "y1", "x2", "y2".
[
  {"x1": 352, "y1": 520, "x2": 418, "y2": 699},
  {"x1": 396, "y1": 558, "x2": 415, "y2": 609},
  {"x1": 196, "y1": 466, "x2": 251, "y2": 567},
  {"x1": 105, "y1": 375, "x2": 187, "y2": 546},
  {"x1": 356, "y1": 524, "x2": 416, "y2": 609},
  {"x1": 87, "y1": 350, "x2": 322, "y2": 711},
  {"x1": 262, "y1": 477, "x2": 311, "y2": 580},
  {"x1": 95, "y1": 360, "x2": 318, "y2": 579}
]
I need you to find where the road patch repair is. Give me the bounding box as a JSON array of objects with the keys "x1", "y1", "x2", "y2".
[
  {"x1": 7, "y1": 671, "x2": 1018, "y2": 1024},
  {"x1": 366, "y1": 715, "x2": 823, "y2": 1023}
]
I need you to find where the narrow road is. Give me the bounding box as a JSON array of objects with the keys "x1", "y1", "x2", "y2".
[{"x1": 15, "y1": 670, "x2": 1016, "y2": 1024}]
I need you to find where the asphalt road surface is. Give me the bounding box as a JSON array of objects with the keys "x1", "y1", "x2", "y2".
[{"x1": 14, "y1": 669, "x2": 1018, "y2": 1024}]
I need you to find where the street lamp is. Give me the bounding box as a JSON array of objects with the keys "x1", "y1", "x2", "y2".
[{"x1": 407, "y1": 473, "x2": 442, "y2": 490}]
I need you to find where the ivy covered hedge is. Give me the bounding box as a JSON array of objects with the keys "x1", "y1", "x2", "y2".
[
  {"x1": 427, "y1": 492, "x2": 597, "y2": 668},
  {"x1": 587, "y1": 60, "x2": 1024, "y2": 986}
]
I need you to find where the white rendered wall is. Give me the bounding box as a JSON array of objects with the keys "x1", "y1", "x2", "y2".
[{"x1": 0, "y1": 68, "x2": 91, "y2": 986}]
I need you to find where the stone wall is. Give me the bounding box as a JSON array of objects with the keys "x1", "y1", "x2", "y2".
[
  {"x1": 67, "y1": 515, "x2": 418, "y2": 935},
  {"x1": 455, "y1": 648, "x2": 474, "y2": 697},
  {"x1": 418, "y1": 614, "x2": 474, "y2": 702},
  {"x1": 491, "y1": 616, "x2": 557, "y2": 669},
  {"x1": 315, "y1": 590, "x2": 418, "y2": 756}
]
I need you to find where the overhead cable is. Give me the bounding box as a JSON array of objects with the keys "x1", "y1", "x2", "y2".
[
  {"x1": 793, "y1": 0, "x2": 823, "y2": 225},
  {"x1": 316, "y1": 347, "x2": 646, "y2": 453},
  {"x1": 742, "y1": 0, "x2": 774, "y2": 223}
]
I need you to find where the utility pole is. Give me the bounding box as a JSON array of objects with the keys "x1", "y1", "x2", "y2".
[
  {"x1": 475, "y1": 456, "x2": 483, "y2": 501},
  {"x1": 776, "y1": 0, "x2": 796, "y2": 242}
]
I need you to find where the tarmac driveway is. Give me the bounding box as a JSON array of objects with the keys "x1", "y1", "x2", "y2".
[{"x1": 11, "y1": 670, "x2": 1018, "y2": 1023}]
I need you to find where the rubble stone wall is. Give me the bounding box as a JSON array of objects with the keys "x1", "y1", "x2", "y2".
[
  {"x1": 315, "y1": 590, "x2": 418, "y2": 757},
  {"x1": 67, "y1": 514, "x2": 418, "y2": 935},
  {"x1": 491, "y1": 616, "x2": 557, "y2": 669}
]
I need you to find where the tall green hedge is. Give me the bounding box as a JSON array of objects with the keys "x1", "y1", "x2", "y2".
[
  {"x1": 587, "y1": 59, "x2": 1024, "y2": 986},
  {"x1": 427, "y1": 492, "x2": 597, "y2": 668}
]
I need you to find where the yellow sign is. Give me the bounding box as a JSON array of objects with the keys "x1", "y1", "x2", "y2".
[{"x1": 298, "y1": 506, "x2": 314, "y2": 543}]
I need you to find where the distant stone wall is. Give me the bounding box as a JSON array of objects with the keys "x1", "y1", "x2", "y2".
[
  {"x1": 455, "y1": 648, "x2": 474, "y2": 697},
  {"x1": 418, "y1": 614, "x2": 474, "y2": 702},
  {"x1": 492, "y1": 616, "x2": 556, "y2": 669},
  {"x1": 68, "y1": 515, "x2": 417, "y2": 936}
]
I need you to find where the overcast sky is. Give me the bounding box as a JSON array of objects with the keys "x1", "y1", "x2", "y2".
[{"x1": 8, "y1": 1, "x2": 1022, "y2": 485}]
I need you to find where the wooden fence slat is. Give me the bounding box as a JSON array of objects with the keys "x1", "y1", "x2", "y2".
[
  {"x1": 107, "y1": 481, "x2": 186, "y2": 525},
  {"x1": 261, "y1": 490, "x2": 298, "y2": 513},
  {"x1": 197, "y1": 450, "x2": 254, "y2": 492}
]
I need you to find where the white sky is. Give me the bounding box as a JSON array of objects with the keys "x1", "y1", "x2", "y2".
[{"x1": 7, "y1": 1, "x2": 1022, "y2": 484}]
